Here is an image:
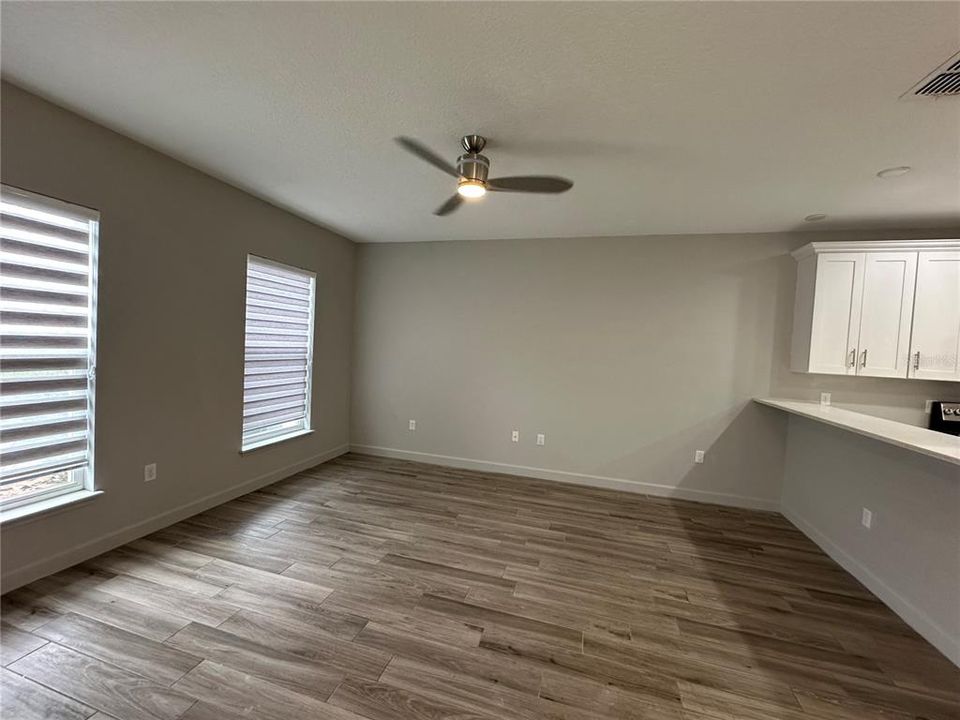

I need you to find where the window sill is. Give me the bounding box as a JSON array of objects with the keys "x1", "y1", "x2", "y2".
[
  {"x1": 0, "y1": 489, "x2": 103, "y2": 527},
  {"x1": 240, "y1": 429, "x2": 313, "y2": 454}
]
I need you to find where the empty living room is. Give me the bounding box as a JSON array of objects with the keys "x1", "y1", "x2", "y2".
[{"x1": 1, "y1": 2, "x2": 959, "y2": 719}]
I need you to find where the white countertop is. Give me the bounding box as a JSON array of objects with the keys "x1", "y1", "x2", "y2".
[{"x1": 755, "y1": 398, "x2": 960, "y2": 466}]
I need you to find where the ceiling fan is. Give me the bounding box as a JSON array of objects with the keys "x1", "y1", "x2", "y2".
[{"x1": 396, "y1": 135, "x2": 574, "y2": 216}]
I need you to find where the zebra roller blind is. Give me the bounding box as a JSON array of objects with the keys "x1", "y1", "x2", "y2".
[
  {"x1": 242, "y1": 255, "x2": 315, "y2": 450},
  {"x1": 0, "y1": 185, "x2": 98, "y2": 506}
]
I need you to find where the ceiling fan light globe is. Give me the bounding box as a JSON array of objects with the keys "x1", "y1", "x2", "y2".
[{"x1": 457, "y1": 180, "x2": 487, "y2": 199}]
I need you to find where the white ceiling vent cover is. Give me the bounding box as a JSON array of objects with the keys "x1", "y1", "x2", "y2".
[{"x1": 906, "y1": 51, "x2": 960, "y2": 98}]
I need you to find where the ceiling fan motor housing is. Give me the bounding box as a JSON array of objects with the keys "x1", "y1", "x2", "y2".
[
  {"x1": 457, "y1": 134, "x2": 489, "y2": 183},
  {"x1": 457, "y1": 152, "x2": 489, "y2": 183}
]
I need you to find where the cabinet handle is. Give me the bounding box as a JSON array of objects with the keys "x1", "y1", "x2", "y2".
[
  {"x1": 860, "y1": 349, "x2": 868, "y2": 368},
  {"x1": 848, "y1": 349, "x2": 857, "y2": 367},
  {"x1": 913, "y1": 350, "x2": 920, "y2": 370}
]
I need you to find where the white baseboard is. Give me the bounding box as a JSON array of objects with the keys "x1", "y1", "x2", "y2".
[
  {"x1": 349, "y1": 444, "x2": 780, "y2": 511},
  {"x1": 782, "y1": 505, "x2": 959, "y2": 667},
  {"x1": 0, "y1": 443, "x2": 350, "y2": 593}
]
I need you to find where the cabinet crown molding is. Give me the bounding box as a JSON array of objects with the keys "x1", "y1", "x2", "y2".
[{"x1": 791, "y1": 239, "x2": 960, "y2": 260}]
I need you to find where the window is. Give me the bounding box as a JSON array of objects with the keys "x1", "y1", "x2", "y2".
[
  {"x1": 241, "y1": 255, "x2": 315, "y2": 451},
  {"x1": 0, "y1": 186, "x2": 99, "y2": 510}
]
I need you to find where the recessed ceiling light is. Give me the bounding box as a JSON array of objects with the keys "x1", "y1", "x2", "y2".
[
  {"x1": 804, "y1": 213, "x2": 828, "y2": 223},
  {"x1": 877, "y1": 166, "x2": 911, "y2": 179}
]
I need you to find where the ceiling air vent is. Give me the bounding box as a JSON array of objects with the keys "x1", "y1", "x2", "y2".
[{"x1": 906, "y1": 51, "x2": 960, "y2": 98}]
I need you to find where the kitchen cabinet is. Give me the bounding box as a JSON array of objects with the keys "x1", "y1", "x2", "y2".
[
  {"x1": 790, "y1": 240, "x2": 959, "y2": 381},
  {"x1": 793, "y1": 252, "x2": 864, "y2": 375},
  {"x1": 909, "y1": 250, "x2": 960, "y2": 381},
  {"x1": 857, "y1": 252, "x2": 917, "y2": 378}
]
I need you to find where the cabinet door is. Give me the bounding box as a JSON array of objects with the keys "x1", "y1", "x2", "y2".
[
  {"x1": 856, "y1": 252, "x2": 917, "y2": 378},
  {"x1": 809, "y1": 253, "x2": 864, "y2": 375},
  {"x1": 909, "y1": 251, "x2": 960, "y2": 381}
]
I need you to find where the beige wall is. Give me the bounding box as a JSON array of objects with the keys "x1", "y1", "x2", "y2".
[
  {"x1": 351, "y1": 231, "x2": 957, "y2": 507},
  {"x1": 781, "y1": 416, "x2": 959, "y2": 664},
  {"x1": 0, "y1": 83, "x2": 356, "y2": 590}
]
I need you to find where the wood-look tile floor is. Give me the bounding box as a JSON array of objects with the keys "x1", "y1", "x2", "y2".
[{"x1": 2, "y1": 453, "x2": 958, "y2": 720}]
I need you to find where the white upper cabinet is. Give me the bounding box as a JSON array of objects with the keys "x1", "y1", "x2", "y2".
[
  {"x1": 791, "y1": 240, "x2": 959, "y2": 382},
  {"x1": 800, "y1": 252, "x2": 864, "y2": 375},
  {"x1": 857, "y1": 252, "x2": 917, "y2": 378},
  {"x1": 909, "y1": 250, "x2": 960, "y2": 381}
]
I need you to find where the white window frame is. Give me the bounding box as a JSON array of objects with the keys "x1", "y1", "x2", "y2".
[
  {"x1": 0, "y1": 185, "x2": 99, "y2": 515},
  {"x1": 240, "y1": 254, "x2": 316, "y2": 452},
  {"x1": 0, "y1": 468, "x2": 88, "y2": 513}
]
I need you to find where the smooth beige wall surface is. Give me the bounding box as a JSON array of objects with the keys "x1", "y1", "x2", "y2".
[
  {"x1": 351, "y1": 231, "x2": 957, "y2": 507},
  {"x1": 781, "y1": 416, "x2": 960, "y2": 664},
  {"x1": 352, "y1": 234, "x2": 792, "y2": 507},
  {"x1": 1, "y1": 83, "x2": 355, "y2": 589}
]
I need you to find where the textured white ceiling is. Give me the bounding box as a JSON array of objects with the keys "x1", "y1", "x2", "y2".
[{"x1": 2, "y1": 1, "x2": 959, "y2": 243}]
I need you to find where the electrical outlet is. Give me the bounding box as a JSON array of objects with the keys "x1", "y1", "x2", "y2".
[
  {"x1": 694, "y1": 450, "x2": 705, "y2": 464},
  {"x1": 861, "y1": 507, "x2": 873, "y2": 529},
  {"x1": 536, "y1": 433, "x2": 545, "y2": 446},
  {"x1": 511, "y1": 430, "x2": 519, "y2": 443},
  {"x1": 408, "y1": 419, "x2": 416, "y2": 431},
  {"x1": 144, "y1": 463, "x2": 157, "y2": 483},
  {"x1": 820, "y1": 392, "x2": 831, "y2": 407},
  {"x1": 924, "y1": 400, "x2": 933, "y2": 414}
]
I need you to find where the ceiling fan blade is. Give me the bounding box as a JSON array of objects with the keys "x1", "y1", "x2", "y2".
[
  {"x1": 396, "y1": 137, "x2": 459, "y2": 178},
  {"x1": 434, "y1": 194, "x2": 464, "y2": 216},
  {"x1": 487, "y1": 176, "x2": 573, "y2": 193}
]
